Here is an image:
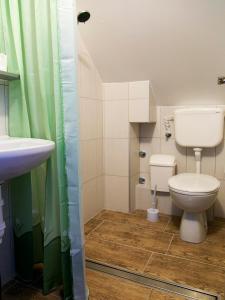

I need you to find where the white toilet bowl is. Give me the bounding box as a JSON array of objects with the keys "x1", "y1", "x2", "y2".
[{"x1": 168, "y1": 173, "x2": 220, "y2": 243}]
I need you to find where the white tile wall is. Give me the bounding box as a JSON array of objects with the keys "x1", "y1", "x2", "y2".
[
  {"x1": 80, "y1": 139, "x2": 98, "y2": 183},
  {"x1": 104, "y1": 139, "x2": 129, "y2": 176},
  {"x1": 103, "y1": 100, "x2": 129, "y2": 138},
  {"x1": 137, "y1": 105, "x2": 225, "y2": 218},
  {"x1": 78, "y1": 35, "x2": 104, "y2": 222},
  {"x1": 103, "y1": 82, "x2": 130, "y2": 212},
  {"x1": 104, "y1": 175, "x2": 129, "y2": 212}
]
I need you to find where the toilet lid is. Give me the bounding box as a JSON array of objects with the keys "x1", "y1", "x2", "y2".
[{"x1": 168, "y1": 173, "x2": 220, "y2": 194}]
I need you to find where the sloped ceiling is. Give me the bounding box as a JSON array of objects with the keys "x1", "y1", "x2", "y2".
[{"x1": 77, "y1": 0, "x2": 225, "y2": 105}]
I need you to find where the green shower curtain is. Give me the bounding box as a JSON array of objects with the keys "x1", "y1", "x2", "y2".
[{"x1": 0, "y1": 1, "x2": 86, "y2": 299}]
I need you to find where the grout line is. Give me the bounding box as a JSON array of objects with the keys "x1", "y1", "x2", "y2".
[
  {"x1": 172, "y1": 229, "x2": 225, "y2": 243},
  {"x1": 87, "y1": 233, "x2": 153, "y2": 255},
  {"x1": 82, "y1": 174, "x2": 104, "y2": 185},
  {"x1": 86, "y1": 220, "x2": 105, "y2": 237},
  {"x1": 90, "y1": 217, "x2": 170, "y2": 234},
  {"x1": 142, "y1": 252, "x2": 153, "y2": 273},
  {"x1": 85, "y1": 209, "x2": 105, "y2": 224},
  {"x1": 151, "y1": 251, "x2": 225, "y2": 271},
  {"x1": 85, "y1": 220, "x2": 105, "y2": 237},
  {"x1": 148, "y1": 289, "x2": 153, "y2": 300},
  {"x1": 166, "y1": 234, "x2": 174, "y2": 254},
  {"x1": 163, "y1": 216, "x2": 172, "y2": 233}
]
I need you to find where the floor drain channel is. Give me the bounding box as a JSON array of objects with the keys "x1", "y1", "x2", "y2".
[{"x1": 86, "y1": 259, "x2": 219, "y2": 300}]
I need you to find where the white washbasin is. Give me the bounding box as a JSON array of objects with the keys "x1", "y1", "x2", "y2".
[{"x1": 0, "y1": 136, "x2": 55, "y2": 181}]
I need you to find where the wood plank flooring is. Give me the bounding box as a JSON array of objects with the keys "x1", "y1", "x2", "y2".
[
  {"x1": 85, "y1": 209, "x2": 225, "y2": 299},
  {"x1": 87, "y1": 269, "x2": 188, "y2": 300}
]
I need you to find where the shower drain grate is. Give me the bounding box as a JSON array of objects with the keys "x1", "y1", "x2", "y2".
[{"x1": 86, "y1": 259, "x2": 220, "y2": 300}]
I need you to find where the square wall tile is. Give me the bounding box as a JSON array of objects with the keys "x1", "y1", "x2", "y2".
[
  {"x1": 97, "y1": 100, "x2": 103, "y2": 138},
  {"x1": 140, "y1": 172, "x2": 150, "y2": 188},
  {"x1": 104, "y1": 176, "x2": 129, "y2": 212},
  {"x1": 140, "y1": 137, "x2": 161, "y2": 174},
  {"x1": 97, "y1": 176, "x2": 105, "y2": 212},
  {"x1": 103, "y1": 100, "x2": 129, "y2": 138},
  {"x1": 187, "y1": 147, "x2": 215, "y2": 176},
  {"x1": 104, "y1": 139, "x2": 129, "y2": 176},
  {"x1": 82, "y1": 176, "x2": 105, "y2": 224},
  {"x1": 215, "y1": 180, "x2": 225, "y2": 218},
  {"x1": 135, "y1": 184, "x2": 151, "y2": 210},
  {"x1": 103, "y1": 82, "x2": 129, "y2": 101},
  {"x1": 130, "y1": 137, "x2": 140, "y2": 177},
  {"x1": 129, "y1": 81, "x2": 149, "y2": 99},
  {"x1": 140, "y1": 106, "x2": 161, "y2": 138},
  {"x1": 80, "y1": 99, "x2": 98, "y2": 140},
  {"x1": 215, "y1": 141, "x2": 225, "y2": 180},
  {"x1": 80, "y1": 140, "x2": 98, "y2": 183},
  {"x1": 130, "y1": 174, "x2": 139, "y2": 211},
  {"x1": 161, "y1": 139, "x2": 187, "y2": 174},
  {"x1": 96, "y1": 139, "x2": 103, "y2": 176},
  {"x1": 82, "y1": 179, "x2": 98, "y2": 223}
]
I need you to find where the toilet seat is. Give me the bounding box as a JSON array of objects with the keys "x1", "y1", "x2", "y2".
[{"x1": 168, "y1": 173, "x2": 220, "y2": 196}]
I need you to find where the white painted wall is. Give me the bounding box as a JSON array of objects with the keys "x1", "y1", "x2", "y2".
[{"x1": 77, "y1": 0, "x2": 225, "y2": 106}]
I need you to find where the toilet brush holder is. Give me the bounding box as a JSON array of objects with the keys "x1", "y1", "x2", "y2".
[{"x1": 147, "y1": 208, "x2": 159, "y2": 222}]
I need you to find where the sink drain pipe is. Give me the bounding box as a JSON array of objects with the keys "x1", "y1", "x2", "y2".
[{"x1": 0, "y1": 187, "x2": 6, "y2": 244}]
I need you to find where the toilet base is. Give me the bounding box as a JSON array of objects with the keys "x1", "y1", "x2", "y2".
[{"x1": 180, "y1": 211, "x2": 207, "y2": 243}]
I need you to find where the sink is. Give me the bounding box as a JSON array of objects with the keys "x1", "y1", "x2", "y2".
[{"x1": 0, "y1": 136, "x2": 55, "y2": 181}]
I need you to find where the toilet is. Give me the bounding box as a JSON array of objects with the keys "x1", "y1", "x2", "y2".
[{"x1": 168, "y1": 107, "x2": 224, "y2": 243}]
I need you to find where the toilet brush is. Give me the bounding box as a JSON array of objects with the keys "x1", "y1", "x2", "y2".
[{"x1": 147, "y1": 185, "x2": 159, "y2": 222}]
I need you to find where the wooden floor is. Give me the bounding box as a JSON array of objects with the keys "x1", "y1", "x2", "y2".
[
  {"x1": 87, "y1": 268, "x2": 187, "y2": 300},
  {"x1": 85, "y1": 209, "x2": 225, "y2": 299}
]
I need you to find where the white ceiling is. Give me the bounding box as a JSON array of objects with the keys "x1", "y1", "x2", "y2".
[{"x1": 77, "y1": 0, "x2": 225, "y2": 105}]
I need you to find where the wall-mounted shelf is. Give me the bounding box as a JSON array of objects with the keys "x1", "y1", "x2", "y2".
[{"x1": 0, "y1": 70, "x2": 20, "y2": 81}]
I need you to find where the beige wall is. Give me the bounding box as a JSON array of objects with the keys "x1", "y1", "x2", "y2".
[
  {"x1": 78, "y1": 36, "x2": 104, "y2": 223},
  {"x1": 137, "y1": 105, "x2": 225, "y2": 218}
]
